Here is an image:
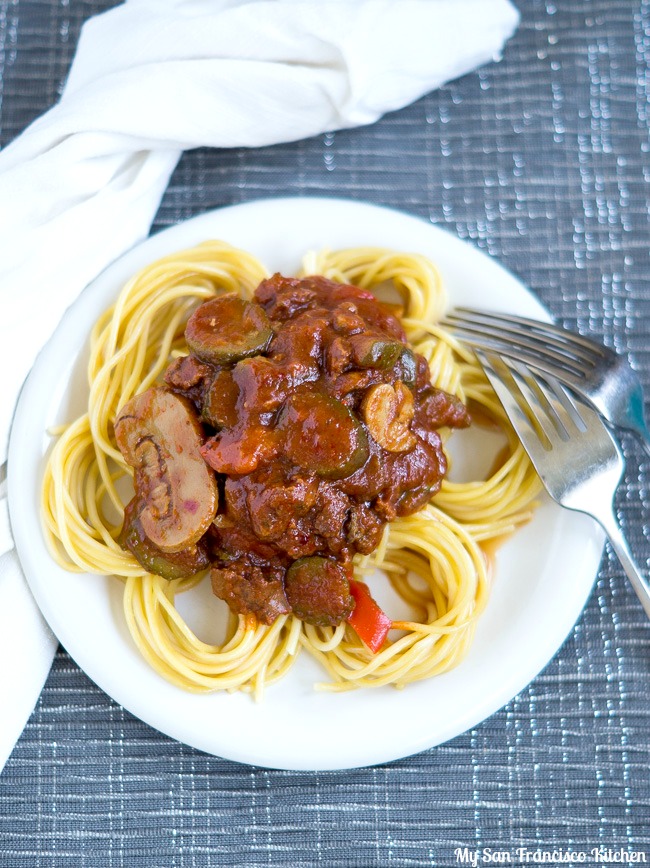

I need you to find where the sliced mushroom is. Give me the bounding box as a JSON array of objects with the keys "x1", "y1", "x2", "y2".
[
  {"x1": 115, "y1": 388, "x2": 218, "y2": 553},
  {"x1": 119, "y1": 497, "x2": 210, "y2": 579},
  {"x1": 361, "y1": 381, "x2": 417, "y2": 453}
]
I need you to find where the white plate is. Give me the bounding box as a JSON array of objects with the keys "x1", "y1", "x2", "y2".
[{"x1": 8, "y1": 198, "x2": 604, "y2": 771}]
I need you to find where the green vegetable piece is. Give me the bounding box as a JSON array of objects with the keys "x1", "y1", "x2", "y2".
[
  {"x1": 285, "y1": 556, "x2": 354, "y2": 627},
  {"x1": 349, "y1": 334, "x2": 404, "y2": 370},
  {"x1": 279, "y1": 391, "x2": 369, "y2": 479},
  {"x1": 119, "y1": 498, "x2": 210, "y2": 580},
  {"x1": 396, "y1": 348, "x2": 417, "y2": 388},
  {"x1": 186, "y1": 294, "x2": 273, "y2": 365}
]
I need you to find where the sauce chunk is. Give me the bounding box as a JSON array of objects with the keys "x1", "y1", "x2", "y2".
[{"x1": 116, "y1": 274, "x2": 470, "y2": 629}]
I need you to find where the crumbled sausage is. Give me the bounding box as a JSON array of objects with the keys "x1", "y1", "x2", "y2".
[{"x1": 129, "y1": 274, "x2": 472, "y2": 628}]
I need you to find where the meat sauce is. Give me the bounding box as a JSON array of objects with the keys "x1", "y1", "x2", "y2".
[{"x1": 115, "y1": 274, "x2": 470, "y2": 632}]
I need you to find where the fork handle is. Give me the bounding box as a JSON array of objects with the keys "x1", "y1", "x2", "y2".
[{"x1": 597, "y1": 506, "x2": 650, "y2": 620}]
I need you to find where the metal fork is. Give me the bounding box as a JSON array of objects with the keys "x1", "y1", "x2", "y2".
[
  {"x1": 441, "y1": 307, "x2": 650, "y2": 458},
  {"x1": 476, "y1": 350, "x2": 650, "y2": 620}
]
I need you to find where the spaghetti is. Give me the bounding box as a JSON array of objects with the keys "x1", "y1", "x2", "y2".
[{"x1": 42, "y1": 241, "x2": 541, "y2": 696}]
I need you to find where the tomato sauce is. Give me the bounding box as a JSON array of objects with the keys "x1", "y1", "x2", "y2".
[{"x1": 119, "y1": 274, "x2": 470, "y2": 629}]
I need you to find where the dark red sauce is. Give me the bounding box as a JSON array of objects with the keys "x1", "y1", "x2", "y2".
[{"x1": 116, "y1": 274, "x2": 470, "y2": 630}]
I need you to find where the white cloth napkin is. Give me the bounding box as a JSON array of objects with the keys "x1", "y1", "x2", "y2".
[{"x1": 0, "y1": 0, "x2": 519, "y2": 770}]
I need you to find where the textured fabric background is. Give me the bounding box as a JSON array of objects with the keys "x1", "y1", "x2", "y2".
[{"x1": 1, "y1": 1, "x2": 649, "y2": 865}]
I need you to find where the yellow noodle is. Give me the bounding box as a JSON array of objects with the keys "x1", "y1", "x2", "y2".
[{"x1": 42, "y1": 240, "x2": 540, "y2": 695}]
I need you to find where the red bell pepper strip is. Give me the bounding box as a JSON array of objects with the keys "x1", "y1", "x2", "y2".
[{"x1": 346, "y1": 579, "x2": 392, "y2": 653}]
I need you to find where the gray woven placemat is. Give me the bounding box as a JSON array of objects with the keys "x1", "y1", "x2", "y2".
[{"x1": 1, "y1": 1, "x2": 649, "y2": 865}]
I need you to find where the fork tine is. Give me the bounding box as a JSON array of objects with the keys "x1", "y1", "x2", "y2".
[
  {"x1": 510, "y1": 361, "x2": 617, "y2": 464},
  {"x1": 449, "y1": 307, "x2": 610, "y2": 363},
  {"x1": 507, "y1": 356, "x2": 616, "y2": 446},
  {"x1": 441, "y1": 308, "x2": 614, "y2": 386},
  {"x1": 488, "y1": 354, "x2": 597, "y2": 448},
  {"x1": 442, "y1": 317, "x2": 592, "y2": 380},
  {"x1": 533, "y1": 371, "x2": 590, "y2": 436},
  {"x1": 506, "y1": 360, "x2": 573, "y2": 443},
  {"x1": 475, "y1": 351, "x2": 552, "y2": 464}
]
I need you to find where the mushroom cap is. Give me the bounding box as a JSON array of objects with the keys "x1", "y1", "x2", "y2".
[{"x1": 115, "y1": 388, "x2": 218, "y2": 553}]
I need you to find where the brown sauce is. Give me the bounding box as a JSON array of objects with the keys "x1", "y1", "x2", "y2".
[{"x1": 116, "y1": 274, "x2": 470, "y2": 629}]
